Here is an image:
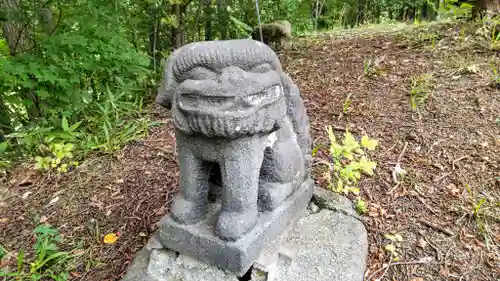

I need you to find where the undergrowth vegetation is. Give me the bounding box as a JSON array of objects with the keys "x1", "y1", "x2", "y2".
[
  {"x1": 0, "y1": 1, "x2": 155, "y2": 174},
  {"x1": 0, "y1": 224, "x2": 81, "y2": 280},
  {"x1": 313, "y1": 126, "x2": 379, "y2": 213}
]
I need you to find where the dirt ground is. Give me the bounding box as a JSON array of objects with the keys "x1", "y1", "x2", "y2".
[{"x1": 1, "y1": 23, "x2": 499, "y2": 280}]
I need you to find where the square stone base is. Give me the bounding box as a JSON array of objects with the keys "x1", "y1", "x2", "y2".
[{"x1": 157, "y1": 178, "x2": 314, "y2": 276}]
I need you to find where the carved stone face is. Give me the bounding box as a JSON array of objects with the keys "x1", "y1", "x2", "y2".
[{"x1": 168, "y1": 40, "x2": 287, "y2": 138}]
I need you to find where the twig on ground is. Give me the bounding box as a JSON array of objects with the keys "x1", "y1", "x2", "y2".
[
  {"x1": 140, "y1": 138, "x2": 169, "y2": 143},
  {"x1": 371, "y1": 257, "x2": 393, "y2": 281},
  {"x1": 397, "y1": 142, "x2": 409, "y2": 164},
  {"x1": 443, "y1": 245, "x2": 453, "y2": 266},
  {"x1": 452, "y1": 156, "x2": 469, "y2": 170},
  {"x1": 330, "y1": 125, "x2": 360, "y2": 134},
  {"x1": 418, "y1": 230, "x2": 442, "y2": 261},
  {"x1": 419, "y1": 219, "x2": 454, "y2": 236},
  {"x1": 366, "y1": 259, "x2": 435, "y2": 281},
  {"x1": 433, "y1": 172, "x2": 452, "y2": 183},
  {"x1": 427, "y1": 139, "x2": 446, "y2": 155},
  {"x1": 391, "y1": 141, "x2": 409, "y2": 188},
  {"x1": 385, "y1": 143, "x2": 397, "y2": 154},
  {"x1": 415, "y1": 196, "x2": 440, "y2": 215}
]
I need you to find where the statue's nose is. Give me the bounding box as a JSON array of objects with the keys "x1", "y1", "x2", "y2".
[{"x1": 219, "y1": 66, "x2": 247, "y2": 85}]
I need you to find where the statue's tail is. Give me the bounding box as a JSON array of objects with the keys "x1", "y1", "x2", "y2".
[{"x1": 281, "y1": 73, "x2": 313, "y2": 176}]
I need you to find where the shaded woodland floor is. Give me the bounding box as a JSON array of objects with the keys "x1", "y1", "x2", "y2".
[{"x1": 1, "y1": 23, "x2": 499, "y2": 280}]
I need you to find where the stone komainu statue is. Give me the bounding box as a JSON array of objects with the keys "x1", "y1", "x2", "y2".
[
  {"x1": 156, "y1": 39, "x2": 311, "y2": 241},
  {"x1": 251, "y1": 20, "x2": 292, "y2": 51}
]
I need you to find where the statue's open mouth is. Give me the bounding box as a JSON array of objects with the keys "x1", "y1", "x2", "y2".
[{"x1": 178, "y1": 84, "x2": 283, "y2": 117}]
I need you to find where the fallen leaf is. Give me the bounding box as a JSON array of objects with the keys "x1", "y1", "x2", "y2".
[
  {"x1": 384, "y1": 244, "x2": 396, "y2": 253},
  {"x1": 21, "y1": 191, "x2": 32, "y2": 199},
  {"x1": 0, "y1": 218, "x2": 8, "y2": 223},
  {"x1": 103, "y1": 233, "x2": 119, "y2": 244},
  {"x1": 73, "y1": 249, "x2": 85, "y2": 256},
  {"x1": 439, "y1": 266, "x2": 450, "y2": 277},
  {"x1": 48, "y1": 196, "x2": 59, "y2": 206},
  {"x1": 418, "y1": 238, "x2": 427, "y2": 249},
  {"x1": 105, "y1": 210, "x2": 112, "y2": 216},
  {"x1": 138, "y1": 232, "x2": 147, "y2": 237},
  {"x1": 446, "y1": 183, "x2": 461, "y2": 196},
  {"x1": 394, "y1": 234, "x2": 403, "y2": 242},
  {"x1": 154, "y1": 206, "x2": 167, "y2": 216},
  {"x1": 39, "y1": 215, "x2": 48, "y2": 223}
]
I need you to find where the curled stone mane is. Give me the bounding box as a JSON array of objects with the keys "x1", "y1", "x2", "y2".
[{"x1": 172, "y1": 39, "x2": 282, "y2": 78}]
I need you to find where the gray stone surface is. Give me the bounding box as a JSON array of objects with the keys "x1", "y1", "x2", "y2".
[
  {"x1": 122, "y1": 189, "x2": 368, "y2": 281},
  {"x1": 122, "y1": 235, "x2": 239, "y2": 281},
  {"x1": 155, "y1": 38, "x2": 312, "y2": 242},
  {"x1": 157, "y1": 179, "x2": 314, "y2": 276},
  {"x1": 270, "y1": 208, "x2": 368, "y2": 281}
]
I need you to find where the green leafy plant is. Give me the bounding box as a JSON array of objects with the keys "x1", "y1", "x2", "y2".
[
  {"x1": 450, "y1": 54, "x2": 479, "y2": 75},
  {"x1": 409, "y1": 73, "x2": 433, "y2": 111},
  {"x1": 363, "y1": 57, "x2": 382, "y2": 78},
  {"x1": 355, "y1": 198, "x2": 368, "y2": 215},
  {"x1": 317, "y1": 126, "x2": 378, "y2": 195},
  {"x1": 464, "y1": 184, "x2": 499, "y2": 250},
  {"x1": 0, "y1": 225, "x2": 77, "y2": 281},
  {"x1": 82, "y1": 84, "x2": 151, "y2": 153},
  {"x1": 34, "y1": 142, "x2": 78, "y2": 173},
  {"x1": 489, "y1": 64, "x2": 500, "y2": 89},
  {"x1": 0, "y1": 244, "x2": 7, "y2": 260},
  {"x1": 340, "y1": 92, "x2": 353, "y2": 118},
  {"x1": 383, "y1": 232, "x2": 403, "y2": 262},
  {"x1": 489, "y1": 15, "x2": 500, "y2": 50},
  {"x1": 0, "y1": 141, "x2": 11, "y2": 171}
]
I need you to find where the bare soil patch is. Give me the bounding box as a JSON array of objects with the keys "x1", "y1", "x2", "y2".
[{"x1": 1, "y1": 25, "x2": 499, "y2": 280}]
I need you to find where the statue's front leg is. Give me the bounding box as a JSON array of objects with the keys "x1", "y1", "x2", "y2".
[
  {"x1": 170, "y1": 140, "x2": 211, "y2": 225},
  {"x1": 215, "y1": 139, "x2": 265, "y2": 241}
]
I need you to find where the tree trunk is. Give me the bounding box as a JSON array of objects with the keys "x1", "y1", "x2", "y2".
[
  {"x1": 1, "y1": 0, "x2": 43, "y2": 121},
  {"x1": 193, "y1": 0, "x2": 203, "y2": 41},
  {"x1": 1, "y1": 0, "x2": 32, "y2": 55},
  {"x1": 204, "y1": 0, "x2": 213, "y2": 41},
  {"x1": 172, "y1": 4, "x2": 181, "y2": 48},
  {"x1": 147, "y1": 5, "x2": 158, "y2": 69},
  {"x1": 217, "y1": 0, "x2": 228, "y2": 40}
]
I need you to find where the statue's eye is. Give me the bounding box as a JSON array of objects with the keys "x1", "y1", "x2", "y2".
[
  {"x1": 187, "y1": 67, "x2": 217, "y2": 80},
  {"x1": 251, "y1": 63, "x2": 272, "y2": 73}
]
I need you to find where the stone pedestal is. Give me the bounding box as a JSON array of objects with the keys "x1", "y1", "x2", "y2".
[
  {"x1": 122, "y1": 188, "x2": 368, "y2": 281},
  {"x1": 157, "y1": 179, "x2": 314, "y2": 276}
]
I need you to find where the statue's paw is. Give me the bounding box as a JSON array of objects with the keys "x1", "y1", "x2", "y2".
[
  {"x1": 215, "y1": 209, "x2": 257, "y2": 241},
  {"x1": 170, "y1": 196, "x2": 207, "y2": 225},
  {"x1": 258, "y1": 182, "x2": 294, "y2": 212}
]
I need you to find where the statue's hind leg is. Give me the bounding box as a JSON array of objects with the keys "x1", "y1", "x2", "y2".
[{"x1": 258, "y1": 123, "x2": 304, "y2": 212}]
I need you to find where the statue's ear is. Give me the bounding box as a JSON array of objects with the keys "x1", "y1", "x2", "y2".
[
  {"x1": 280, "y1": 73, "x2": 298, "y2": 97},
  {"x1": 156, "y1": 49, "x2": 181, "y2": 110}
]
